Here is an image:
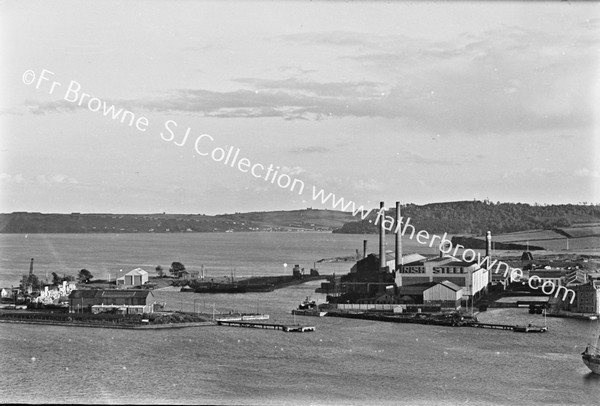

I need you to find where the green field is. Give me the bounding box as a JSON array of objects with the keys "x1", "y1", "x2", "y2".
[{"x1": 489, "y1": 223, "x2": 600, "y2": 253}]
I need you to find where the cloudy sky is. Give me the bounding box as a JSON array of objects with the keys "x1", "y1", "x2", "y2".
[{"x1": 1, "y1": 1, "x2": 598, "y2": 214}]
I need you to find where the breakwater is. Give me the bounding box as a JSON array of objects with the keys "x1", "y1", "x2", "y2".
[
  {"x1": 0, "y1": 310, "x2": 212, "y2": 329},
  {"x1": 192, "y1": 275, "x2": 323, "y2": 293},
  {"x1": 326, "y1": 311, "x2": 478, "y2": 327}
]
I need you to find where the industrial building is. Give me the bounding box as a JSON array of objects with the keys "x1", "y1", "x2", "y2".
[
  {"x1": 423, "y1": 281, "x2": 463, "y2": 310},
  {"x1": 562, "y1": 279, "x2": 600, "y2": 314},
  {"x1": 329, "y1": 201, "x2": 493, "y2": 308},
  {"x1": 396, "y1": 257, "x2": 489, "y2": 302},
  {"x1": 116, "y1": 268, "x2": 149, "y2": 287},
  {"x1": 68, "y1": 289, "x2": 155, "y2": 313}
]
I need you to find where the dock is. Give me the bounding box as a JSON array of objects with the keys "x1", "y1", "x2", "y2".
[
  {"x1": 216, "y1": 320, "x2": 315, "y2": 332},
  {"x1": 471, "y1": 323, "x2": 547, "y2": 333}
]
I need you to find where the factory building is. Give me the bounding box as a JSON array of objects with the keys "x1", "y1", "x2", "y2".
[
  {"x1": 423, "y1": 281, "x2": 463, "y2": 310},
  {"x1": 396, "y1": 257, "x2": 488, "y2": 302},
  {"x1": 68, "y1": 289, "x2": 155, "y2": 313},
  {"x1": 527, "y1": 269, "x2": 564, "y2": 288},
  {"x1": 562, "y1": 280, "x2": 600, "y2": 314},
  {"x1": 331, "y1": 200, "x2": 493, "y2": 308}
]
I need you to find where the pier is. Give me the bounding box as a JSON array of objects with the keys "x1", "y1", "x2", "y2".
[
  {"x1": 471, "y1": 322, "x2": 514, "y2": 331},
  {"x1": 468, "y1": 322, "x2": 547, "y2": 333},
  {"x1": 216, "y1": 320, "x2": 315, "y2": 332}
]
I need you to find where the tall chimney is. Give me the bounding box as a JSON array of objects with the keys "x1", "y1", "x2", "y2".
[
  {"x1": 29, "y1": 258, "x2": 34, "y2": 275},
  {"x1": 395, "y1": 201, "x2": 402, "y2": 270},
  {"x1": 363, "y1": 240, "x2": 368, "y2": 259},
  {"x1": 379, "y1": 202, "x2": 386, "y2": 270},
  {"x1": 486, "y1": 231, "x2": 492, "y2": 283}
]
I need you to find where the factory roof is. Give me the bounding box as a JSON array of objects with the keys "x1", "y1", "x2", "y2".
[
  {"x1": 444, "y1": 261, "x2": 481, "y2": 267},
  {"x1": 69, "y1": 289, "x2": 153, "y2": 299},
  {"x1": 529, "y1": 270, "x2": 563, "y2": 278},
  {"x1": 372, "y1": 252, "x2": 427, "y2": 264},
  {"x1": 438, "y1": 280, "x2": 462, "y2": 292}
]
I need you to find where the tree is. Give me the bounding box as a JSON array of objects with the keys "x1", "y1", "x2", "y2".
[
  {"x1": 155, "y1": 265, "x2": 164, "y2": 278},
  {"x1": 52, "y1": 272, "x2": 62, "y2": 286},
  {"x1": 20, "y1": 273, "x2": 41, "y2": 292},
  {"x1": 169, "y1": 262, "x2": 185, "y2": 277},
  {"x1": 78, "y1": 269, "x2": 93, "y2": 283}
]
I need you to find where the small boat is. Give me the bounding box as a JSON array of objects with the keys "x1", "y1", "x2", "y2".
[
  {"x1": 582, "y1": 345, "x2": 600, "y2": 374},
  {"x1": 291, "y1": 296, "x2": 327, "y2": 317},
  {"x1": 513, "y1": 324, "x2": 547, "y2": 333},
  {"x1": 216, "y1": 313, "x2": 270, "y2": 322}
]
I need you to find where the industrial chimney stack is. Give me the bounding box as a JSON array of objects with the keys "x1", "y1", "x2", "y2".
[
  {"x1": 395, "y1": 201, "x2": 402, "y2": 270},
  {"x1": 363, "y1": 240, "x2": 368, "y2": 259},
  {"x1": 379, "y1": 202, "x2": 386, "y2": 270},
  {"x1": 486, "y1": 231, "x2": 492, "y2": 283},
  {"x1": 29, "y1": 258, "x2": 34, "y2": 276}
]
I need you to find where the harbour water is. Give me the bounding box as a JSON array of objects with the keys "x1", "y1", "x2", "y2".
[
  {"x1": 1, "y1": 233, "x2": 599, "y2": 404},
  {"x1": 0, "y1": 232, "x2": 441, "y2": 287}
]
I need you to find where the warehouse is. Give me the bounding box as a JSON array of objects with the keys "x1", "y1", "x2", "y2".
[
  {"x1": 423, "y1": 280, "x2": 463, "y2": 310},
  {"x1": 68, "y1": 289, "x2": 155, "y2": 313}
]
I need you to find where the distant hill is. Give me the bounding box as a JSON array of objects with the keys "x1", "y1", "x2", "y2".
[
  {"x1": 2, "y1": 201, "x2": 599, "y2": 235},
  {"x1": 0, "y1": 209, "x2": 356, "y2": 233},
  {"x1": 332, "y1": 201, "x2": 600, "y2": 235}
]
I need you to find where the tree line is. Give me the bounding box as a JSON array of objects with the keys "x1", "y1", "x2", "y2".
[{"x1": 333, "y1": 201, "x2": 600, "y2": 235}]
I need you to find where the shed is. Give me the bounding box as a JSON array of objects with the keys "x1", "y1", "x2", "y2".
[
  {"x1": 423, "y1": 280, "x2": 463, "y2": 310},
  {"x1": 117, "y1": 268, "x2": 149, "y2": 287}
]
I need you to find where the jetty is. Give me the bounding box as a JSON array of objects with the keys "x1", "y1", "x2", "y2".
[
  {"x1": 326, "y1": 312, "x2": 547, "y2": 332},
  {"x1": 216, "y1": 320, "x2": 315, "y2": 332},
  {"x1": 471, "y1": 322, "x2": 547, "y2": 333}
]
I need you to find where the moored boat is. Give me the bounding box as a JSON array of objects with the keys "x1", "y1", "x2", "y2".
[
  {"x1": 216, "y1": 313, "x2": 270, "y2": 322},
  {"x1": 513, "y1": 324, "x2": 547, "y2": 333},
  {"x1": 291, "y1": 296, "x2": 327, "y2": 317},
  {"x1": 582, "y1": 345, "x2": 600, "y2": 374}
]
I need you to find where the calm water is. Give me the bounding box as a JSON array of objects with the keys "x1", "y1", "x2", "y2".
[
  {"x1": 0, "y1": 232, "x2": 441, "y2": 287},
  {"x1": 1, "y1": 233, "x2": 599, "y2": 405}
]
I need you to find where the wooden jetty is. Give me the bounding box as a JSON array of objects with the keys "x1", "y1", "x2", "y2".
[
  {"x1": 217, "y1": 320, "x2": 315, "y2": 332},
  {"x1": 472, "y1": 322, "x2": 547, "y2": 333}
]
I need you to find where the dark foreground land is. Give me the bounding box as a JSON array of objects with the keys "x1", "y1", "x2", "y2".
[{"x1": 0, "y1": 310, "x2": 214, "y2": 329}]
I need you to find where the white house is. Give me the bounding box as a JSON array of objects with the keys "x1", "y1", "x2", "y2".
[
  {"x1": 116, "y1": 268, "x2": 149, "y2": 287},
  {"x1": 1, "y1": 288, "x2": 12, "y2": 299}
]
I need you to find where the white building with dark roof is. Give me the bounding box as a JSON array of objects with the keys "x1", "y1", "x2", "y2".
[
  {"x1": 396, "y1": 256, "x2": 488, "y2": 302},
  {"x1": 423, "y1": 280, "x2": 463, "y2": 310},
  {"x1": 116, "y1": 268, "x2": 149, "y2": 287}
]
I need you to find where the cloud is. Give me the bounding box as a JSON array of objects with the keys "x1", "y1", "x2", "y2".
[
  {"x1": 0, "y1": 173, "x2": 25, "y2": 183},
  {"x1": 280, "y1": 166, "x2": 307, "y2": 176},
  {"x1": 396, "y1": 151, "x2": 459, "y2": 166},
  {"x1": 14, "y1": 24, "x2": 597, "y2": 136},
  {"x1": 573, "y1": 168, "x2": 600, "y2": 179},
  {"x1": 288, "y1": 146, "x2": 331, "y2": 154},
  {"x1": 36, "y1": 174, "x2": 79, "y2": 184}
]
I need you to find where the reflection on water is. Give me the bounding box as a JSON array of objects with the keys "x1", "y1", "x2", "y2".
[{"x1": 1, "y1": 281, "x2": 599, "y2": 405}]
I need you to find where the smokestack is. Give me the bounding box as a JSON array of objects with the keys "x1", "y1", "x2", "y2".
[
  {"x1": 395, "y1": 201, "x2": 402, "y2": 270},
  {"x1": 363, "y1": 240, "x2": 368, "y2": 259},
  {"x1": 29, "y1": 258, "x2": 34, "y2": 275},
  {"x1": 379, "y1": 202, "x2": 386, "y2": 270},
  {"x1": 486, "y1": 231, "x2": 492, "y2": 284}
]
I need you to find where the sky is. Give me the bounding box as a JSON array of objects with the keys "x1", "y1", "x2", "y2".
[{"x1": 1, "y1": 0, "x2": 599, "y2": 214}]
